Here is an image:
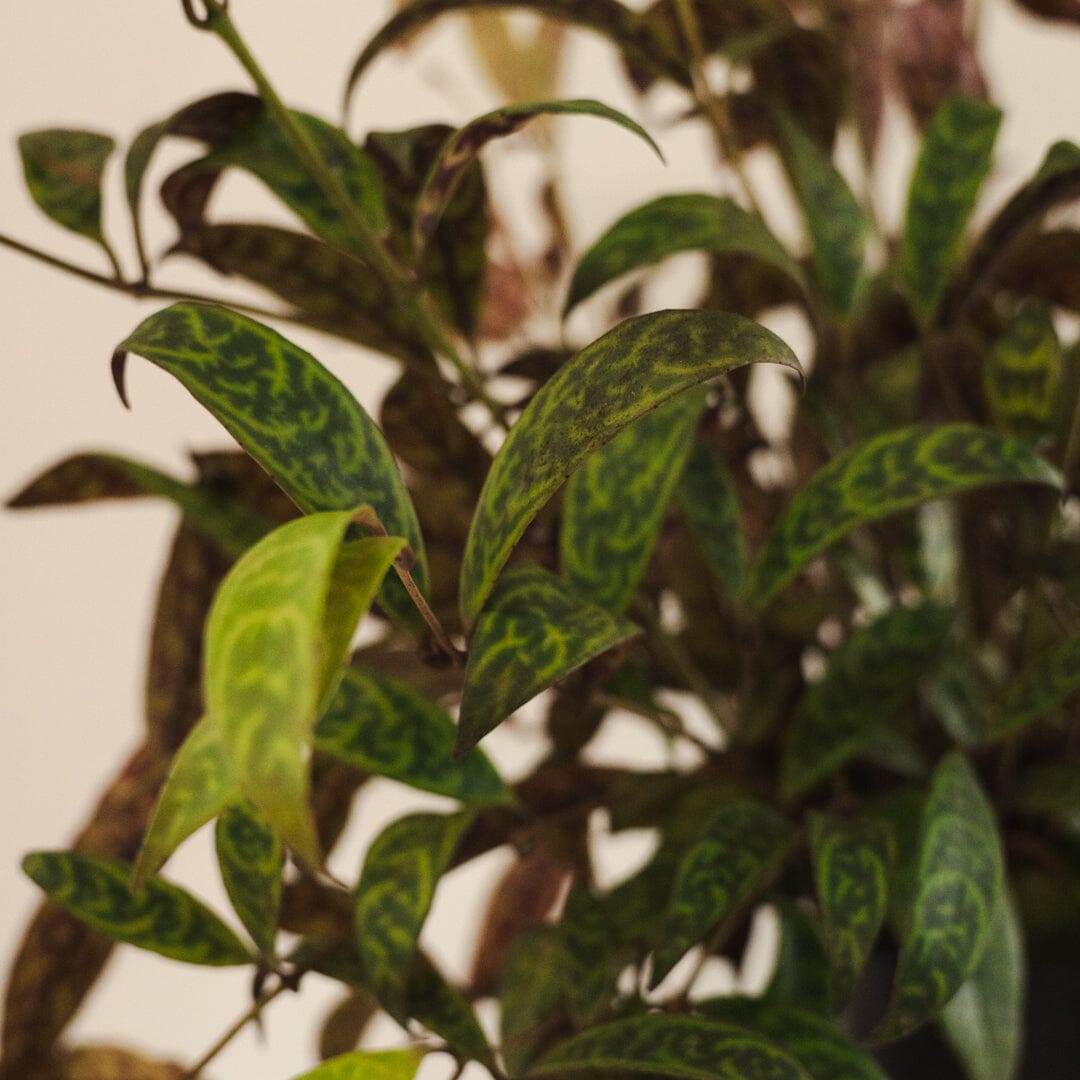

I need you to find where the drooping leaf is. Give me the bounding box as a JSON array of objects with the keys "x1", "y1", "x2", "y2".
[
  {"x1": 748, "y1": 425, "x2": 1062, "y2": 608},
  {"x1": 22, "y1": 852, "x2": 252, "y2": 966},
  {"x1": 777, "y1": 112, "x2": 866, "y2": 314},
  {"x1": 940, "y1": 890, "x2": 1025, "y2": 1080},
  {"x1": 782, "y1": 605, "x2": 954, "y2": 796},
  {"x1": 214, "y1": 802, "x2": 284, "y2": 961},
  {"x1": 456, "y1": 565, "x2": 639, "y2": 755},
  {"x1": 987, "y1": 633, "x2": 1080, "y2": 740},
  {"x1": 354, "y1": 810, "x2": 473, "y2": 1010},
  {"x1": 899, "y1": 98, "x2": 1003, "y2": 323},
  {"x1": 984, "y1": 303, "x2": 1061, "y2": 442},
  {"x1": 810, "y1": 812, "x2": 895, "y2": 1010},
  {"x1": 561, "y1": 391, "x2": 703, "y2": 613},
  {"x1": 564, "y1": 193, "x2": 805, "y2": 316},
  {"x1": 532, "y1": 1014, "x2": 811, "y2": 1080},
  {"x1": 290, "y1": 1048, "x2": 424, "y2": 1080},
  {"x1": 500, "y1": 926, "x2": 566, "y2": 1076},
  {"x1": 460, "y1": 309, "x2": 800, "y2": 626},
  {"x1": 872, "y1": 753, "x2": 1005, "y2": 1043},
  {"x1": 314, "y1": 668, "x2": 508, "y2": 804},
  {"x1": 650, "y1": 799, "x2": 791, "y2": 986}
]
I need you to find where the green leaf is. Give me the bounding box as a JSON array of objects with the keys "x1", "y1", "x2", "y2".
[
  {"x1": 291, "y1": 1048, "x2": 425, "y2": 1080},
  {"x1": 872, "y1": 753, "x2": 1005, "y2": 1043},
  {"x1": 561, "y1": 883, "x2": 616, "y2": 1024},
  {"x1": 899, "y1": 98, "x2": 1003, "y2": 323},
  {"x1": 456, "y1": 565, "x2": 639, "y2": 755},
  {"x1": 18, "y1": 129, "x2": 114, "y2": 246},
  {"x1": 561, "y1": 391, "x2": 703, "y2": 613},
  {"x1": 678, "y1": 439, "x2": 747, "y2": 595},
  {"x1": 354, "y1": 810, "x2": 473, "y2": 1010},
  {"x1": 763, "y1": 901, "x2": 830, "y2": 1014},
  {"x1": 461, "y1": 309, "x2": 800, "y2": 626},
  {"x1": 214, "y1": 803, "x2": 284, "y2": 961},
  {"x1": 984, "y1": 303, "x2": 1061, "y2": 442},
  {"x1": 782, "y1": 605, "x2": 954, "y2": 796},
  {"x1": 314, "y1": 668, "x2": 509, "y2": 804},
  {"x1": 650, "y1": 799, "x2": 790, "y2": 986},
  {"x1": 776, "y1": 113, "x2": 866, "y2": 314},
  {"x1": 748, "y1": 424, "x2": 1062, "y2": 608},
  {"x1": 531, "y1": 1014, "x2": 811, "y2": 1080},
  {"x1": 407, "y1": 951, "x2": 496, "y2": 1067},
  {"x1": 22, "y1": 852, "x2": 252, "y2": 967},
  {"x1": 987, "y1": 633, "x2": 1080, "y2": 740},
  {"x1": 414, "y1": 99, "x2": 661, "y2": 255},
  {"x1": 810, "y1": 812, "x2": 895, "y2": 1010},
  {"x1": 500, "y1": 927, "x2": 566, "y2": 1076},
  {"x1": 940, "y1": 890, "x2": 1025, "y2": 1080},
  {"x1": 565, "y1": 192, "x2": 805, "y2": 316},
  {"x1": 112, "y1": 302, "x2": 426, "y2": 624}
]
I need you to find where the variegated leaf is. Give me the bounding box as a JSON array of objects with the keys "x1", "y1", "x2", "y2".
[
  {"x1": 984, "y1": 303, "x2": 1060, "y2": 442},
  {"x1": 500, "y1": 926, "x2": 566, "y2": 1076}
]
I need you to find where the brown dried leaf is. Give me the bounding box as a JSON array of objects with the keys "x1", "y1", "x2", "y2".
[
  {"x1": 317, "y1": 991, "x2": 381, "y2": 1060},
  {"x1": 56, "y1": 1045, "x2": 186, "y2": 1080}
]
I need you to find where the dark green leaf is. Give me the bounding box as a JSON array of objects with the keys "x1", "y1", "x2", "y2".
[
  {"x1": 561, "y1": 883, "x2": 616, "y2": 1024},
  {"x1": 899, "y1": 98, "x2": 1003, "y2": 323},
  {"x1": 314, "y1": 668, "x2": 509, "y2": 804},
  {"x1": 456, "y1": 566, "x2": 639, "y2": 756},
  {"x1": 748, "y1": 425, "x2": 1062, "y2": 608},
  {"x1": 763, "y1": 901, "x2": 829, "y2": 1014},
  {"x1": 22, "y1": 852, "x2": 252, "y2": 967},
  {"x1": 811, "y1": 812, "x2": 895, "y2": 1010},
  {"x1": 984, "y1": 303, "x2": 1060, "y2": 441},
  {"x1": 561, "y1": 391, "x2": 703, "y2": 613},
  {"x1": 291, "y1": 1048, "x2": 424, "y2": 1080},
  {"x1": 500, "y1": 927, "x2": 566, "y2": 1075},
  {"x1": 782, "y1": 605, "x2": 954, "y2": 796},
  {"x1": 987, "y1": 633, "x2": 1080, "y2": 740},
  {"x1": 407, "y1": 951, "x2": 496, "y2": 1067},
  {"x1": 872, "y1": 753, "x2": 1005, "y2": 1043},
  {"x1": 461, "y1": 309, "x2": 800, "y2": 626}
]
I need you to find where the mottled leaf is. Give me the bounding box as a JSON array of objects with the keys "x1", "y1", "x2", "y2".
[
  {"x1": 500, "y1": 926, "x2": 566, "y2": 1076},
  {"x1": 407, "y1": 951, "x2": 496, "y2": 1067},
  {"x1": 565, "y1": 193, "x2": 805, "y2": 316},
  {"x1": 782, "y1": 605, "x2": 954, "y2": 796},
  {"x1": 561, "y1": 883, "x2": 616, "y2": 1023},
  {"x1": 354, "y1": 810, "x2": 473, "y2": 1009},
  {"x1": 650, "y1": 799, "x2": 790, "y2": 986},
  {"x1": 561, "y1": 391, "x2": 703, "y2": 613},
  {"x1": 748, "y1": 425, "x2": 1062, "y2": 607},
  {"x1": 22, "y1": 852, "x2": 251, "y2": 966},
  {"x1": 214, "y1": 802, "x2": 283, "y2": 960},
  {"x1": 987, "y1": 633, "x2": 1080, "y2": 740},
  {"x1": 872, "y1": 753, "x2": 1005, "y2": 1043},
  {"x1": 457, "y1": 565, "x2": 639, "y2": 755},
  {"x1": 678, "y1": 439, "x2": 746, "y2": 594},
  {"x1": 315, "y1": 668, "x2": 508, "y2": 804},
  {"x1": 291, "y1": 1048, "x2": 424, "y2": 1080},
  {"x1": 899, "y1": 98, "x2": 1003, "y2": 323},
  {"x1": 811, "y1": 812, "x2": 895, "y2": 1010},
  {"x1": 461, "y1": 309, "x2": 800, "y2": 626},
  {"x1": 984, "y1": 303, "x2": 1061, "y2": 442},
  {"x1": 532, "y1": 1014, "x2": 811, "y2": 1080}
]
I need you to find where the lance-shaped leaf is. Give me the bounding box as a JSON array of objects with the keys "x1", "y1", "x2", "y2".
[
  {"x1": 461, "y1": 309, "x2": 800, "y2": 626},
  {"x1": 650, "y1": 799, "x2": 791, "y2": 987},
  {"x1": 777, "y1": 113, "x2": 866, "y2": 314},
  {"x1": 872, "y1": 753, "x2": 1005, "y2": 1043},
  {"x1": 500, "y1": 927, "x2": 566, "y2": 1075},
  {"x1": 214, "y1": 803, "x2": 284, "y2": 961},
  {"x1": 314, "y1": 668, "x2": 508, "y2": 804},
  {"x1": 984, "y1": 303, "x2": 1061, "y2": 442},
  {"x1": 456, "y1": 566, "x2": 639, "y2": 755},
  {"x1": 764, "y1": 901, "x2": 830, "y2": 1014},
  {"x1": 748, "y1": 425, "x2": 1062, "y2": 608},
  {"x1": 18, "y1": 129, "x2": 115, "y2": 249},
  {"x1": 354, "y1": 810, "x2": 473, "y2": 1010},
  {"x1": 112, "y1": 303, "x2": 427, "y2": 623},
  {"x1": 940, "y1": 890, "x2": 1025, "y2": 1080},
  {"x1": 532, "y1": 1014, "x2": 811, "y2": 1080},
  {"x1": 561, "y1": 883, "x2": 617, "y2": 1024},
  {"x1": 408, "y1": 950, "x2": 496, "y2": 1067},
  {"x1": 22, "y1": 852, "x2": 252, "y2": 966},
  {"x1": 987, "y1": 633, "x2": 1080, "y2": 740},
  {"x1": 565, "y1": 192, "x2": 805, "y2": 316},
  {"x1": 561, "y1": 391, "x2": 703, "y2": 613},
  {"x1": 414, "y1": 99, "x2": 661, "y2": 255},
  {"x1": 291, "y1": 1048, "x2": 425, "y2": 1080},
  {"x1": 782, "y1": 605, "x2": 954, "y2": 796},
  {"x1": 899, "y1": 98, "x2": 1003, "y2": 323},
  {"x1": 678, "y1": 439, "x2": 747, "y2": 595},
  {"x1": 811, "y1": 812, "x2": 895, "y2": 1010}
]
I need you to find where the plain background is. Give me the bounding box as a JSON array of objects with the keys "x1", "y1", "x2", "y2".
[{"x1": 1, "y1": 2, "x2": 1079, "y2": 1077}]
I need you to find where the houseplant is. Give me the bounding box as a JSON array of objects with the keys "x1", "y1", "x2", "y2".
[{"x1": 2, "y1": 0, "x2": 1079, "y2": 1077}]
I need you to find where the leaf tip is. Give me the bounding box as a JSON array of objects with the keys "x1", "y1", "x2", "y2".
[{"x1": 110, "y1": 349, "x2": 131, "y2": 409}]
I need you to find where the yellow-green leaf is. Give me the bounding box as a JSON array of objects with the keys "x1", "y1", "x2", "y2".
[
  {"x1": 984, "y1": 303, "x2": 1061, "y2": 442},
  {"x1": 291, "y1": 1048, "x2": 425, "y2": 1080}
]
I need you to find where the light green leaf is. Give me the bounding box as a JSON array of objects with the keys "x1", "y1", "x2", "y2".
[
  {"x1": 354, "y1": 810, "x2": 473, "y2": 1010},
  {"x1": 782, "y1": 605, "x2": 954, "y2": 796},
  {"x1": 565, "y1": 193, "x2": 805, "y2": 315},
  {"x1": 461, "y1": 309, "x2": 800, "y2": 626},
  {"x1": 872, "y1": 753, "x2": 1005, "y2": 1043},
  {"x1": 291, "y1": 1048, "x2": 425, "y2": 1080},
  {"x1": 314, "y1": 668, "x2": 509, "y2": 804},
  {"x1": 456, "y1": 565, "x2": 639, "y2": 756},
  {"x1": 500, "y1": 927, "x2": 566, "y2": 1076},
  {"x1": 561, "y1": 391, "x2": 703, "y2": 613},
  {"x1": 984, "y1": 303, "x2": 1060, "y2": 442},
  {"x1": 748, "y1": 425, "x2": 1062, "y2": 608},
  {"x1": 22, "y1": 852, "x2": 252, "y2": 967},
  {"x1": 987, "y1": 633, "x2": 1080, "y2": 740},
  {"x1": 900, "y1": 98, "x2": 1003, "y2": 323}
]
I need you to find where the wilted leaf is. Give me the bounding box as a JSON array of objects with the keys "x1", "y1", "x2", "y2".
[
  {"x1": 984, "y1": 303, "x2": 1061, "y2": 441},
  {"x1": 987, "y1": 633, "x2": 1080, "y2": 740},
  {"x1": 291, "y1": 1048, "x2": 424, "y2": 1080},
  {"x1": 678, "y1": 439, "x2": 746, "y2": 595},
  {"x1": 500, "y1": 926, "x2": 566, "y2": 1075}
]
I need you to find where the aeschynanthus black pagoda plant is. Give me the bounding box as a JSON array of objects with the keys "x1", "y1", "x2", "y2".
[{"x1": 2, "y1": 0, "x2": 1080, "y2": 1077}]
